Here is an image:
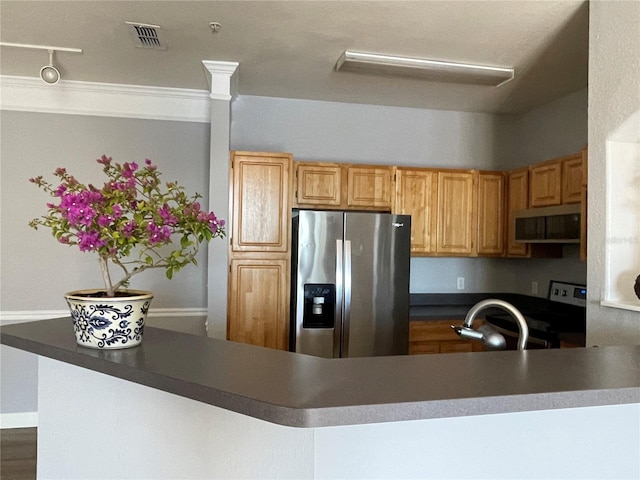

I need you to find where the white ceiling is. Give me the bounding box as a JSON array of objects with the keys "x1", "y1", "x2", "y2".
[{"x1": 0, "y1": 0, "x2": 589, "y2": 114}]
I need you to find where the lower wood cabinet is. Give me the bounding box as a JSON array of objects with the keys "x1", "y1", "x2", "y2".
[
  {"x1": 227, "y1": 258, "x2": 290, "y2": 350},
  {"x1": 409, "y1": 319, "x2": 485, "y2": 354}
]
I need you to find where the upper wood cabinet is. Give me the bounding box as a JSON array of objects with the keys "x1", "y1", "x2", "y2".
[
  {"x1": 346, "y1": 165, "x2": 392, "y2": 210},
  {"x1": 506, "y1": 167, "x2": 530, "y2": 257},
  {"x1": 561, "y1": 153, "x2": 584, "y2": 204},
  {"x1": 294, "y1": 162, "x2": 392, "y2": 211},
  {"x1": 435, "y1": 170, "x2": 476, "y2": 255},
  {"x1": 231, "y1": 151, "x2": 292, "y2": 253},
  {"x1": 295, "y1": 163, "x2": 342, "y2": 207},
  {"x1": 529, "y1": 160, "x2": 562, "y2": 207},
  {"x1": 393, "y1": 168, "x2": 437, "y2": 254},
  {"x1": 530, "y1": 153, "x2": 585, "y2": 207},
  {"x1": 476, "y1": 172, "x2": 505, "y2": 256}
]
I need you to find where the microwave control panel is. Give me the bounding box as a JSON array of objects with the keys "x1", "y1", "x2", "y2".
[{"x1": 548, "y1": 281, "x2": 587, "y2": 307}]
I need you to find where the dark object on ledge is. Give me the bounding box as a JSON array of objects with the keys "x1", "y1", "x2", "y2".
[{"x1": 635, "y1": 274, "x2": 640, "y2": 300}]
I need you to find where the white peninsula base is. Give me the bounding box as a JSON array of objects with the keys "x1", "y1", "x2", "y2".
[{"x1": 39, "y1": 357, "x2": 639, "y2": 479}]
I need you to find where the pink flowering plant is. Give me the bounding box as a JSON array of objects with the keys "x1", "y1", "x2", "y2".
[{"x1": 29, "y1": 155, "x2": 225, "y2": 297}]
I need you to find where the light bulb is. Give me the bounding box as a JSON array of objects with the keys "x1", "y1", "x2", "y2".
[{"x1": 40, "y1": 65, "x2": 60, "y2": 84}]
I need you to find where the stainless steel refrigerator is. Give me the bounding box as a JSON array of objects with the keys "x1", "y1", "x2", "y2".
[{"x1": 290, "y1": 210, "x2": 411, "y2": 358}]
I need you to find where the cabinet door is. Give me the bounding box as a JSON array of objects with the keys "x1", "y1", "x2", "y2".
[
  {"x1": 506, "y1": 168, "x2": 530, "y2": 257},
  {"x1": 409, "y1": 319, "x2": 484, "y2": 354},
  {"x1": 231, "y1": 152, "x2": 291, "y2": 252},
  {"x1": 562, "y1": 154, "x2": 583, "y2": 204},
  {"x1": 394, "y1": 168, "x2": 436, "y2": 254},
  {"x1": 436, "y1": 171, "x2": 475, "y2": 255},
  {"x1": 346, "y1": 166, "x2": 392, "y2": 210},
  {"x1": 295, "y1": 163, "x2": 342, "y2": 208},
  {"x1": 530, "y1": 160, "x2": 561, "y2": 207},
  {"x1": 477, "y1": 172, "x2": 505, "y2": 255},
  {"x1": 228, "y1": 258, "x2": 289, "y2": 350}
]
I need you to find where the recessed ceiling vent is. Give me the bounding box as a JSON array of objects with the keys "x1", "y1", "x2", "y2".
[{"x1": 126, "y1": 21, "x2": 166, "y2": 50}]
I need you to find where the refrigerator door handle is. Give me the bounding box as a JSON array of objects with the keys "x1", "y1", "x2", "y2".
[
  {"x1": 334, "y1": 239, "x2": 344, "y2": 358},
  {"x1": 342, "y1": 240, "x2": 352, "y2": 357}
]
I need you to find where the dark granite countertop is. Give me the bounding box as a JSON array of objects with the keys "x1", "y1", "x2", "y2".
[
  {"x1": 409, "y1": 293, "x2": 582, "y2": 322},
  {"x1": 2, "y1": 317, "x2": 638, "y2": 428}
]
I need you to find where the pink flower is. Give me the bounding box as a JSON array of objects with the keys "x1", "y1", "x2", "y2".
[
  {"x1": 122, "y1": 162, "x2": 138, "y2": 179},
  {"x1": 97, "y1": 155, "x2": 112, "y2": 166},
  {"x1": 78, "y1": 231, "x2": 105, "y2": 252},
  {"x1": 146, "y1": 221, "x2": 171, "y2": 244},
  {"x1": 122, "y1": 221, "x2": 137, "y2": 238},
  {"x1": 158, "y1": 204, "x2": 178, "y2": 225},
  {"x1": 54, "y1": 184, "x2": 67, "y2": 197},
  {"x1": 97, "y1": 214, "x2": 114, "y2": 227}
]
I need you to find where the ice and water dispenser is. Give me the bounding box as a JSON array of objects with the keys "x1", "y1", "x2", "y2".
[{"x1": 302, "y1": 284, "x2": 335, "y2": 328}]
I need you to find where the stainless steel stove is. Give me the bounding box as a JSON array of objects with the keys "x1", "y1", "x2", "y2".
[{"x1": 485, "y1": 281, "x2": 586, "y2": 349}]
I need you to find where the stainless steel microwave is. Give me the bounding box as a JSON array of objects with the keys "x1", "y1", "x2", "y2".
[{"x1": 514, "y1": 204, "x2": 581, "y2": 243}]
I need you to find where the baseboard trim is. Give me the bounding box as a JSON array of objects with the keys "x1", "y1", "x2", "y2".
[
  {"x1": 0, "y1": 308, "x2": 208, "y2": 324},
  {"x1": 0, "y1": 412, "x2": 38, "y2": 429}
]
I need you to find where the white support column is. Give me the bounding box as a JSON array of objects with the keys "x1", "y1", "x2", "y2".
[{"x1": 202, "y1": 61, "x2": 239, "y2": 339}]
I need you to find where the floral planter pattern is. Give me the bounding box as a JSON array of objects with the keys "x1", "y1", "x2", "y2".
[{"x1": 64, "y1": 289, "x2": 153, "y2": 349}]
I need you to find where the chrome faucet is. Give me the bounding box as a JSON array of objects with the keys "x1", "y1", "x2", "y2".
[{"x1": 452, "y1": 299, "x2": 530, "y2": 350}]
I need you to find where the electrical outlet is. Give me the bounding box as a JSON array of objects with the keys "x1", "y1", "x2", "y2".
[
  {"x1": 457, "y1": 277, "x2": 465, "y2": 290},
  {"x1": 532, "y1": 281, "x2": 538, "y2": 295}
]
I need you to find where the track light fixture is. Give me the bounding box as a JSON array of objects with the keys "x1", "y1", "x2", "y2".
[
  {"x1": 0, "y1": 42, "x2": 83, "y2": 85},
  {"x1": 40, "y1": 50, "x2": 60, "y2": 84},
  {"x1": 336, "y1": 50, "x2": 514, "y2": 87}
]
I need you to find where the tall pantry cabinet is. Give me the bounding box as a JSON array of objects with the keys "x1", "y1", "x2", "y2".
[{"x1": 227, "y1": 151, "x2": 292, "y2": 350}]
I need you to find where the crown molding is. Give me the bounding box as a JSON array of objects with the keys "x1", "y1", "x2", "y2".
[{"x1": 0, "y1": 75, "x2": 212, "y2": 122}]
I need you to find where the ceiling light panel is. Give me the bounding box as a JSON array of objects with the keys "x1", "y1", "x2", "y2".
[{"x1": 335, "y1": 51, "x2": 514, "y2": 87}]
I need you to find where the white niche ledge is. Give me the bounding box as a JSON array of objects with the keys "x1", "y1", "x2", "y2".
[{"x1": 604, "y1": 109, "x2": 640, "y2": 311}]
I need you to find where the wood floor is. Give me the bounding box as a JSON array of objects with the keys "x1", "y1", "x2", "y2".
[{"x1": 1, "y1": 428, "x2": 36, "y2": 480}]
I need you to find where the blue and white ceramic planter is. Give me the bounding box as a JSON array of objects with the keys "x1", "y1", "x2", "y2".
[{"x1": 64, "y1": 289, "x2": 153, "y2": 349}]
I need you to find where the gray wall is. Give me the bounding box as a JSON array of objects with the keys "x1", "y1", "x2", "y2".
[
  {"x1": 0, "y1": 111, "x2": 211, "y2": 311},
  {"x1": 231, "y1": 93, "x2": 587, "y2": 295}
]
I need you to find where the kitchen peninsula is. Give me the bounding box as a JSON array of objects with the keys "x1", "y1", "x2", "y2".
[{"x1": 2, "y1": 318, "x2": 638, "y2": 479}]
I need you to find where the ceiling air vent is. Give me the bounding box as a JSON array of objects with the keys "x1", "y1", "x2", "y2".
[{"x1": 126, "y1": 22, "x2": 166, "y2": 50}]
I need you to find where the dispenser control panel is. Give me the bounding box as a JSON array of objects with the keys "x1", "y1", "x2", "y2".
[{"x1": 302, "y1": 284, "x2": 336, "y2": 328}]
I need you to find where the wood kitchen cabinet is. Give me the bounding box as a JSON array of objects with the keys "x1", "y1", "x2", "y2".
[
  {"x1": 294, "y1": 162, "x2": 342, "y2": 207},
  {"x1": 476, "y1": 171, "x2": 505, "y2": 256},
  {"x1": 294, "y1": 162, "x2": 392, "y2": 211},
  {"x1": 231, "y1": 152, "x2": 292, "y2": 253},
  {"x1": 435, "y1": 170, "x2": 476, "y2": 255},
  {"x1": 393, "y1": 168, "x2": 437, "y2": 254},
  {"x1": 506, "y1": 167, "x2": 530, "y2": 257},
  {"x1": 561, "y1": 152, "x2": 584, "y2": 204},
  {"x1": 346, "y1": 165, "x2": 392, "y2": 210},
  {"x1": 409, "y1": 320, "x2": 485, "y2": 354},
  {"x1": 228, "y1": 258, "x2": 290, "y2": 350},
  {"x1": 529, "y1": 159, "x2": 562, "y2": 207},
  {"x1": 228, "y1": 151, "x2": 292, "y2": 350}
]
